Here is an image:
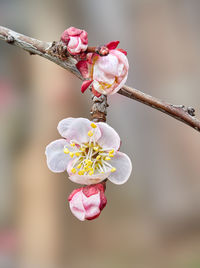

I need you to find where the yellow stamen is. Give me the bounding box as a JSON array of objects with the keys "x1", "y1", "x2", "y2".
[
  {"x1": 70, "y1": 143, "x2": 75, "y2": 147},
  {"x1": 105, "y1": 157, "x2": 111, "y2": 161},
  {"x1": 91, "y1": 123, "x2": 97, "y2": 128},
  {"x1": 71, "y1": 168, "x2": 76, "y2": 174},
  {"x1": 109, "y1": 153, "x2": 114, "y2": 157},
  {"x1": 89, "y1": 171, "x2": 94, "y2": 176},
  {"x1": 81, "y1": 147, "x2": 85, "y2": 152},
  {"x1": 109, "y1": 149, "x2": 114, "y2": 154},
  {"x1": 94, "y1": 147, "x2": 99, "y2": 151},
  {"x1": 78, "y1": 170, "x2": 85, "y2": 175},
  {"x1": 111, "y1": 167, "x2": 116, "y2": 172},
  {"x1": 69, "y1": 152, "x2": 74, "y2": 158},
  {"x1": 75, "y1": 152, "x2": 80, "y2": 157},
  {"x1": 96, "y1": 155, "x2": 101, "y2": 160},
  {"x1": 87, "y1": 160, "x2": 93, "y2": 165},
  {"x1": 88, "y1": 131, "x2": 93, "y2": 137},
  {"x1": 77, "y1": 164, "x2": 82, "y2": 169},
  {"x1": 64, "y1": 148, "x2": 69, "y2": 154}
]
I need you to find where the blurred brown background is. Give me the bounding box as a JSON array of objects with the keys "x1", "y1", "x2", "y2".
[{"x1": 0, "y1": 0, "x2": 200, "y2": 267}]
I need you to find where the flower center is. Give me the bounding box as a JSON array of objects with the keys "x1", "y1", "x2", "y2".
[{"x1": 63, "y1": 123, "x2": 116, "y2": 176}]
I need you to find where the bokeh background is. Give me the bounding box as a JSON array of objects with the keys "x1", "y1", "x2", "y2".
[{"x1": 0, "y1": 0, "x2": 200, "y2": 267}]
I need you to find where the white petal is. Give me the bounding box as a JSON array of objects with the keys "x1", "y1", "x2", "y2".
[
  {"x1": 92, "y1": 80, "x2": 107, "y2": 94},
  {"x1": 68, "y1": 36, "x2": 78, "y2": 49},
  {"x1": 69, "y1": 171, "x2": 110, "y2": 185},
  {"x1": 69, "y1": 190, "x2": 86, "y2": 221},
  {"x1": 57, "y1": 117, "x2": 76, "y2": 138},
  {"x1": 96, "y1": 122, "x2": 120, "y2": 150},
  {"x1": 108, "y1": 152, "x2": 132, "y2": 185},
  {"x1": 59, "y1": 117, "x2": 101, "y2": 144},
  {"x1": 45, "y1": 139, "x2": 70, "y2": 173}
]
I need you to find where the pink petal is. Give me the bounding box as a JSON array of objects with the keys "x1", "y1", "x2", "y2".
[
  {"x1": 109, "y1": 73, "x2": 128, "y2": 95},
  {"x1": 96, "y1": 122, "x2": 121, "y2": 151},
  {"x1": 95, "y1": 54, "x2": 119, "y2": 76},
  {"x1": 106, "y1": 40, "x2": 120, "y2": 50},
  {"x1": 66, "y1": 27, "x2": 82, "y2": 36},
  {"x1": 82, "y1": 184, "x2": 99, "y2": 197},
  {"x1": 81, "y1": 80, "x2": 93, "y2": 93},
  {"x1": 117, "y1": 48, "x2": 127, "y2": 55},
  {"x1": 61, "y1": 31, "x2": 70, "y2": 44},
  {"x1": 82, "y1": 193, "x2": 101, "y2": 220},
  {"x1": 76, "y1": 60, "x2": 89, "y2": 79},
  {"x1": 68, "y1": 188, "x2": 82, "y2": 201},
  {"x1": 45, "y1": 139, "x2": 70, "y2": 173},
  {"x1": 80, "y1": 31, "x2": 88, "y2": 44},
  {"x1": 110, "y1": 50, "x2": 129, "y2": 70},
  {"x1": 69, "y1": 190, "x2": 86, "y2": 221},
  {"x1": 108, "y1": 152, "x2": 132, "y2": 185},
  {"x1": 60, "y1": 118, "x2": 101, "y2": 144}
]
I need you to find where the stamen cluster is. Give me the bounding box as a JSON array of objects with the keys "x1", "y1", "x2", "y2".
[{"x1": 64, "y1": 123, "x2": 116, "y2": 176}]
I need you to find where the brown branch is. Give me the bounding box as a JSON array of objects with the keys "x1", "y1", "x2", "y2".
[{"x1": 0, "y1": 25, "x2": 200, "y2": 132}]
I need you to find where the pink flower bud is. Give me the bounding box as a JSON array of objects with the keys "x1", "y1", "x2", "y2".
[
  {"x1": 68, "y1": 183, "x2": 107, "y2": 221},
  {"x1": 61, "y1": 27, "x2": 88, "y2": 55}
]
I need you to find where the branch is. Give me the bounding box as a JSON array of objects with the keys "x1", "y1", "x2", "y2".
[{"x1": 0, "y1": 26, "x2": 200, "y2": 132}]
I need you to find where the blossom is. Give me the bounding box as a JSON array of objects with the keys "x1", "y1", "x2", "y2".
[
  {"x1": 77, "y1": 41, "x2": 129, "y2": 96},
  {"x1": 61, "y1": 27, "x2": 88, "y2": 55},
  {"x1": 45, "y1": 117, "x2": 132, "y2": 185},
  {"x1": 68, "y1": 183, "x2": 107, "y2": 221}
]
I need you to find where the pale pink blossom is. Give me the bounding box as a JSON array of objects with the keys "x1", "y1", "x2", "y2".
[
  {"x1": 45, "y1": 117, "x2": 132, "y2": 185},
  {"x1": 77, "y1": 41, "x2": 129, "y2": 96},
  {"x1": 61, "y1": 27, "x2": 88, "y2": 55},
  {"x1": 68, "y1": 183, "x2": 107, "y2": 221}
]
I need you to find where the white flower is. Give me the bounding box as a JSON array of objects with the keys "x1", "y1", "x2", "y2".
[{"x1": 45, "y1": 117, "x2": 132, "y2": 185}]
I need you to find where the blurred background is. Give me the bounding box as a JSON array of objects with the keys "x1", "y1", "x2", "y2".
[{"x1": 0, "y1": 0, "x2": 200, "y2": 267}]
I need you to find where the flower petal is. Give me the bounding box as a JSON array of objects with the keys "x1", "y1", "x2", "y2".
[
  {"x1": 60, "y1": 118, "x2": 101, "y2": 144},
  {"x1": 83, "y1": 192, "x2": 101, "y2": 220},
  {"x1": 96, "y1": 122, "x2": 120, "y2": 150},
  {"x1": 45, "y1": 139, "x2": 70, "y2": 173},
  {"x1": 109, "y1": 73, "x2": 128, "y2": 95},
  {"x1": 108, "y1": 152, "x2": 132, "y2": 185},
  {"x1": 57, "y1": 118, "x2": 75, "y2": 138},
  {"x1": 69, "y1": 190, "x2": 86, "y2": 221},
  {"x1": 69, "y1": 171, "x2": 110, "y2": 185},
  {"x1": 95, "y1": 54, "x2": 119, "y2": 76}
]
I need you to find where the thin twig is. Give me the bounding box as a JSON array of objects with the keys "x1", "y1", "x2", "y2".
[{"x1": 0, "y1": 25, "x2": 200, "y2": 132}]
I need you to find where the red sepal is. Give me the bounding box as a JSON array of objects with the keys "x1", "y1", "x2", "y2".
[
  {"x1": 76, "y1": 60, "x2": 89, "y2": 78},
  {"x1": 117, "y1": 48, "x2": 127, "y2": 55},
  {"x1": 106, "y1": 40, "x2": 120, "y2": 50},
  {"x1": 81, "y1": 80, "x2": 93, "y2": 93}
]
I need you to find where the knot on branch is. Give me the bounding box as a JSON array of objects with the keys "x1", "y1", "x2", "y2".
[
  {"x1": 173, "y1": 105, "x2": 196, "y2": 117},
  {"x1": 47, "y1": 41, "x2": 69, "y2": 60},
  {"x1": 6, "y1": 35, "x2": 14, "y2": 44},
  {"x1": 91, "y1": 94, "x2": 108, "y2": 122}
]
